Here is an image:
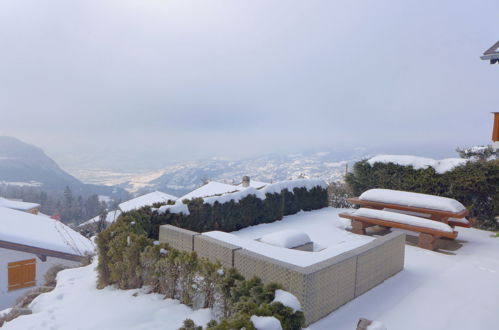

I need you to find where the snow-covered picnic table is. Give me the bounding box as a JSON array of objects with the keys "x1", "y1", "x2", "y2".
[{"x1": 347, "y1": 189, "x2": 471, "y2": 228}]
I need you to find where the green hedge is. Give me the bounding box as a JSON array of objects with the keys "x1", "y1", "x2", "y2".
[
  {"x1": 345, "y1": 159, "x2": 499, "y2": 229},
  {"x1": 96, "y1": 220, "x2": 305, "y2": 329},
  {"x1": 128, "y1": 185, "x2": 328, "y2": 239}
]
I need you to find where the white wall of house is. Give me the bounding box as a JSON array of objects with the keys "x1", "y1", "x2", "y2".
[{"x1": 0, "y1": 248, "x2": 79, "y2": 310}]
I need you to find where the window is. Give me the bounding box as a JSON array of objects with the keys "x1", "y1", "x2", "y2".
[{"x1": 8, "y1": 258, "x2": 36, "y2": 291}]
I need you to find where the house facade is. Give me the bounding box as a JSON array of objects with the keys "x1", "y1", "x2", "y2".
[{"x1": 0, "y1": 206, "x2": 94, "y2": 310}]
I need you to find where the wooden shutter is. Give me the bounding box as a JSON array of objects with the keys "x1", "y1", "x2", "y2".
[
  {"x1": 8, "y1": 258, "x2": 36, "y2": 291},
  {"x1": 493, "y1": 113, "x2": 499, "y2": 142}
]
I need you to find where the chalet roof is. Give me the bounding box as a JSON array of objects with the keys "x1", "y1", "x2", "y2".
[
  {"x1": 0, "y1": 197, "x2": 40, "y2": 211},
  {"x1": 481, "y1": 41, "x2": 499, "y2": 63},
  {"x1": 119, "y1": 191, "x2": 178, "y2": 213},
  {"x1": 180, "y1": 182, "x2": 240, "y2": 201},
  {"x1": 0, "y1": 206, "x2": 94, "y2": 260}
]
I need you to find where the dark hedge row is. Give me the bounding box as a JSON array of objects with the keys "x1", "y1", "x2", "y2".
[
  {"x1": 128, "y1": 186, "x2": 328, "y2": 239},
  {"x1": 345, "y1": 159, "x2": 499, "y2": 229}
]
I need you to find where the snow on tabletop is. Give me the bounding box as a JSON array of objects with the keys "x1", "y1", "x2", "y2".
[
  {"x1": 250, "y1": 315, "x2": 282, "y2": 330},
  {"x1": 203, "y1": 179, "x2": 327, "y2": 206},
  {"x1": 204, "y1": 208, "x2": 374, "y2": 267},
  {"x1": 0, "y1": 206, "x2": 94, "y2": 256},
  {"x1": 78, "y1": 209, "x2": 122, "y2": 227},
  {"x1": 366, "y1": 320, "x2": 387, "y2": 330},
  {"x1": 157, "y1": 199, "x2": 190, "y2": 215},
  {"x1": 119, "y1": 191, "x2": 178, "y2": 213},
  {"x1": 359, "y1": 189, "x2": 466, "y2": 213},
  {"x1": 1, "y1": 259, "x2": 213, "y2": 330},
  {"x1": 0, "y1": 197, "x2": 39, "y2": 211},
  {"x1": 368, "y1": 154, "x2": 467, "y2": 174},
  {"x1": 273, "y1": 289, "x2": 302, "y2": 312},
  {"x1": 260, "y1": 230, "x2": 311, "y2": 248},
  {"x1": 353, "y1": 208, "x2": 454, "y2": 233},
  {"x1": 179, "y1": 181, "x2": 241, "y2": 201}
]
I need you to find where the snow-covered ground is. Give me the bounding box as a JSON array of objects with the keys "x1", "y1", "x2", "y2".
[
  {"x1": 3, "y1": 208, "x2": 499, "y2": 330},
  {"x1": 2, "y1": 260, "x2": 212, "y2": 330}
]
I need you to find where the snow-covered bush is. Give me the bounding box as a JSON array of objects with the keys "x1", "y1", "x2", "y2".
[
  {"x1": 346, "y1": 158, "x2": 499, "y2": 229},
  {"x1": 96, "y1": 220, "x2": 305, "y2": 329}
]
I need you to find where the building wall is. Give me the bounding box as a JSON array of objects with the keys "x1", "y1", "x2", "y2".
[
  {"x1": 159, "y1": 224, "x2": 405, "y2": 325},
  {"x1": 0, "y1": 248, "x2": 79, "y2": 310}
]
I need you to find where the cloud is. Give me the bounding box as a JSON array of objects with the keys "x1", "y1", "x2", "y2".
[{"x1": 0, "y1": 0, "x2": 498, "y2": 170}]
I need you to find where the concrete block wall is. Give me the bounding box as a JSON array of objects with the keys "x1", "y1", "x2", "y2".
[
  {"x1": 159, "y1": 225, "x2": 198, "y2": 251},
  {"x1": 193, "y1": 235, "x2": 241, "y2": 268},
  {"x1": 159, "y1": 224, "x2": 405, "y2": 325}
]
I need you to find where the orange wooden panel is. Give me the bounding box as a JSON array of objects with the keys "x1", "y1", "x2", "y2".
[
  {"x1": 8, "y1": 258, "x2": 36, "y2": 291},
  {"x1": 493, "y1": 113, "x2": 499, "y2": 142}
]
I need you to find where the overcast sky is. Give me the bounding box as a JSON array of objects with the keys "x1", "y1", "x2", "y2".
[{"x1": 1, "y1": 0, "x2": 498, "y2": 171}]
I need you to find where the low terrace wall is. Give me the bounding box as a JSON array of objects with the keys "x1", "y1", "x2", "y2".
[{"x1": 159, "y1": 225, "x2": 405, "y2": 325}]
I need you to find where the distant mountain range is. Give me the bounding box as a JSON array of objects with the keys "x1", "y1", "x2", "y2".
[
  {"x1": 71, "y1": 149, "x2": 371, "y2": 197},
  {"x1": 0, "y1": 136, "x2": 129, "y2": 199}
]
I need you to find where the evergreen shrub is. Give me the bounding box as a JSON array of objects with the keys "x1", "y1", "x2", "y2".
[{"x1": 345, "y1": 159, "x2": 499, "y2": 229}]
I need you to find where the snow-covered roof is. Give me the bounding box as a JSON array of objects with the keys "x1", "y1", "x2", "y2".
[
  {"x1": 237, "y1": 180, "x2": 269, "y2": 189},
  {"x1": 0, "y1": 197, "x2": 40, "y2": 211},
  {"x1": 119, "y1": 191, "x2": 177, "y2": 213},
  {"x1": 179, "y1": 182, "x2": 240, "y2": 201},
  {"x1": 0, "y1": 206, "x2": 94, "y2": 257},
  {"x1": 359, "y1": 189, "x2": 466, "y2": 213},
  {"x1": 203, "y1": 179, "x2": 327, "y2": 206},
  {"x1": 352, "y1": 208, "x2": 454, "y2": 232},
  {"x1": 78, "y1": 210, "x2": 122, "y2": 227},
  {"x1": 367, "y1": 155, "x2": 467, "y2": 174}
]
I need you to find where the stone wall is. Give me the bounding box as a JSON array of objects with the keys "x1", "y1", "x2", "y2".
[{"x1": 159, "y1": 225, "x2": 405, "y2": 325}]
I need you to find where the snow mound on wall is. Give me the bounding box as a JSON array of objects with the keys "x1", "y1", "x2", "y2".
[
  {"x1": 272, "y1": 289, "x2": 302, "y2": 312},
  {"x1": 260, "y1": 230, "x2": 311, "y2": 248},
  {"x1": 250, "y1": 315, "x2": 282, "y2": 330},
  {"x1": 367, "y1": 155, "x2": 467, "y2": 174},
  {"x1": 353, "y1": 208, "x2": 454, "y2": 233},
  {"x1": 359, "y1": 189, "x2": 466, "y2": 213}
]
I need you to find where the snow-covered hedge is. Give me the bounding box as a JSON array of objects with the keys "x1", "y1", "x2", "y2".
[
  {"x1": 147, "y1": 179, "x2": 328, "y2": 235},
  {"x1": 346, "y1": 158, "x2": 499, "y2": 229}
]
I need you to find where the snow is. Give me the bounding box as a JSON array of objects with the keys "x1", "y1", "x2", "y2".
[
  {"x1": 366, "y1": 321, "x2": 387, "y2": 330},
  {"x1": 3, "y1": 208, "x2": 499, "y2": 330},
  {"x1": 260, "y1": 230, "x2": 311, "y2": 248},
  {"x1": 0, "y1": 308, "x2": 12, "y2": 318},
  {"x1": 157, "y1": 199, "x2": 190, "y2": 215},
  {"x1": 179, "y1": 182, "x2": 241, "y2": 201},
  {"x1": 0, "y1": 206, "x2": 94, "y2": 256},
  {"x1": 237, "y1": 180, "x2": 269, "y2": 188},
  {"x1": 310, "y1": 224, "x2": 499, "y2": 330},
  {"x1": 203, "y1": 179, "x2": 327, "y2": 206},
  {"x1": 204, "y1": 208, "x2": 374, "y2": 267},
  {"x1": 0, "y1": 197, "x2": 39, "y2": 211},
  {"x1": 367, "y1": 155, "x2": 467, "y2": 174},
  {"x1": 273, "y1": 289, "x2": 302, "y2": 312},
  {"x1": 119, "y1": 191, "x2": 178, "y2": 213},
  {"x1": 352, "y1": 208, "x2": 454, "y2": 233},
  {"x1": 1, "y1": 259, "x2": 213, "y2": 330},
  {"x1": 359, "y1": 189, "x2": 466, "y2": 213},
  {"x1": 250, "y1": 315, "x2": 282, "y2": 330},
  {"x1": 78, "y1": 210, "x2": 122, "y2": 227}
]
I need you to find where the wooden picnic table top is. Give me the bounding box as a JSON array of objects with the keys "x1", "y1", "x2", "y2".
[{"x1": 347, "y1": 197, "x2": 469, "y2": 219}]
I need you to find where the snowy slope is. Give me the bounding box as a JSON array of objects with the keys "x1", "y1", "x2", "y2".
[{"x1": 1, "y1": 260, "x2": 212, "y2": 330}]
